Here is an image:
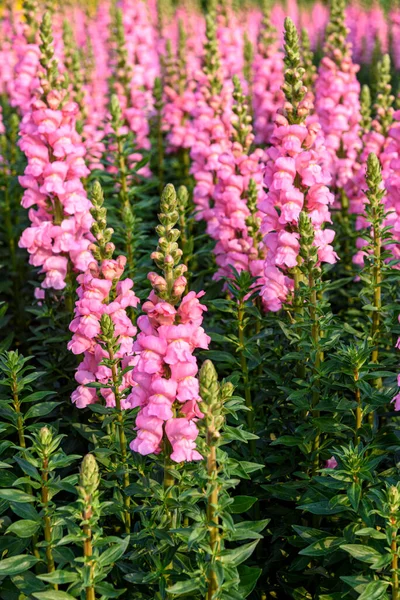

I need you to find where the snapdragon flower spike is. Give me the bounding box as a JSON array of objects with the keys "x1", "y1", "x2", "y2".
[
  {"x1": 259, "y1": 17, "x2": 337, "y2": 312},
  {"x1": 315, "y1": 0, "x2": 361, "y2": 190},
  {"x1": 9, "y1": 0, "x2": 41, "y2": 115},
  {"x1": 68, "y1": 182, "x2": 139, "y2": 409},
  {"x1": 110, "y1": 6, "x2": 152, "y2": 162},
  {"x1": 208, "y1": 75, "x2": 266, "y2": 286},
  {"x1": 18, "y1": 12, "x2": 94, "y2": 293},
  {"x1": 346, "y1": 55, "x2": 395, "y2": 265},
  {"x1": 190, "y1": 13, "x2": 233, "y2": 222},
  {"x1": 130, "y1": 184, "x2": 210, "y2": 462},
  {"x1": 252, "y1": 0, "x2": 284, "y2": 146},
  {"x1": 162, "y1": 21, "x2": 197, "y2": 154}
]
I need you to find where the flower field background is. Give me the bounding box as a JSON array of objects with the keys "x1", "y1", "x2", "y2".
[{"x1": 0, "y1": 0, "x2": 400, "y2": 598}]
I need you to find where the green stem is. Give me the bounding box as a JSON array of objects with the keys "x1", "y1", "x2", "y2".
[
  {"x1": 12, "y1": 376, "x2": 40, "y2": 560},
  {"x1": 206, "y1": 442, "x2": 220, "y2": 600},
  {"x1": 107, "y1": 344, "x2": 131, "y2": 533},
  {"x1": 41, "y1": 460, "x2": 57, "y2": 588},
  {"x1": 392, "y1": 534, "x2": 398, "y2": 600},
  {"x1": 238, "y1": 299, "x2": 254, "y2": 450},
  {"x1": 370, "y1": 203, "x2": 382, "y2": 425},
  {"x1": 83, "y1": 506, "x2": 95, "y2": 600},
  {"x1": 309, "y1": 271, "x2": 321, "y2": 477},
  {"x1": 157, "y1": 112, "x2": 164, "y2": 194},
  {"x1": 355, "y1": 376, "x2": 362, "y2": 443},
  {"x1": 117, "y1": 137, "x2": 135, "y2": 276}
]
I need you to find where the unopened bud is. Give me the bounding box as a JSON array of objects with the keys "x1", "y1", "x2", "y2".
[{"x1": 79, "y1": 454, "x2": 99, "y2": 496}]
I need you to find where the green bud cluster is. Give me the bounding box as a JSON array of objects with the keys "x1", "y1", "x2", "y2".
[
  {"x1": 39, "y1": 12, "x2": 60, "y2": 96},
  {"x1": 112, "y1": 8, "x2": 132, "y2": 104},
  {"x1": 298, "y1": 211, "x2": 320, "y2": 280},
  {"x1": 204, "y1": 14, "x2": 223, "y2": 97},
  {"x1": 79, "y1": 454, "x2": 100, "y2": 498},
  {"x1": 360, "y1": 85, "x2": 372, "y2": 136},
  {"x1": 364, "y1": 153, "x2": 386, "y2": 228},
  {"x1": 232, "y1": 75, "x2": 252, "y2": 152},
  {"x1": 324, "y1": 0, "x2": 350, "y2": 64},
  {"x1": 153, "y1": 77, "x2": 163, "y2": 115},
  {"x1": 177, "y1": 19, "x2": 187, "y2": 95},
  {"x1": 151, "y1": 184, "x2": 186, "y2": 302},
  {"x1": 243, "y1": 32, "x2": 253, "y2": 87},
  {"x1": 282, "y1": 18, "x2": 308, "y2": 125},
  {"x1": 162, "y1": 39, "x2": 177, "y2": 88},
  {"x1": 23, "y1": 0, "x2": 39, "y2": 44},
  {"x1": 199, "y1": 360, "x2": 234, "y2": 444},
  {"x1": 34, "y1": 426, "x2": 63, "y2": 462},
  {"x1": 258, "y1": 0, "x2": 276, "y2": 55},
  {"x1": 245, "y1": 179, "x2": 263, "y2": 251},
  {"x1": 301, "y1": 28, "x2": 316, "y2": 92},
  {"x1": 373, "y1": 54, "x2": 394, "y2": 137},
  {"x1": 90, "y1": 181, "x2": 115, "y2": 262},
  {"x1": 177, "y1": 185, "x2": 189, "y2": 219}
]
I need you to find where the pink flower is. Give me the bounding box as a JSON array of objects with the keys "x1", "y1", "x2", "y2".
[{"x1": 165, "y1": 418, "x2": 202, "y2": 463}]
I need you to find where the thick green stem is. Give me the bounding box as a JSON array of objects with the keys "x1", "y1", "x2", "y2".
[
  {"x1": 207, "y1": 443, "x2": 220, "y2": 600},
  {"x1": 354, "y1": 367, "x2": 362, "y2": 442},
  {"x1": 309, "y1": 272, "x2": 321, "y2": 477},
  {"x1": 392, "y1": 535, "x2": 398, "y2": 600},
  {"x1": 117, "y1": 138, "x2": 135, "y2": 276},
  {"x1": 12, "y1": 378, "x2": 26, "y2": 450},
  {"x1": 157, "y1": 113, "x2": 164, "y2": 194},
  {"x1": 339, "y1": 188, "x2": 352, "y2": 273},
  {"x1": 107, "y1": 344, "x2": 131, "y2": 533},
  {"x1": 370, "y1": 207, "x2": 382, "y2": 425},
  {"x1": 41, "y1": 460, "x2": 57, "y2": 588},
  {"x1": 83, "y1": 506, "x2": 95, "y2": 600},
  {"x1": 238, "y1": 300, "x2": 254, "y2": 450}
]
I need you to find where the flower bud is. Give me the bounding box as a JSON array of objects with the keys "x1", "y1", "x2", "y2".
[{"x1": 79, "y1": 454, "x2": 100, "y2": 496}]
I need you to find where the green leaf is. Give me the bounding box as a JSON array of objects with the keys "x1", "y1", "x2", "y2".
[
  {"x1": 0, "y1": 489, "x2": 35, "y2": 503},
  {"x1": 237, "y1": 565, "x2": 262, "y2": 598},
  {"x1": 25, "y1": 402, "x2": 60, "y2": 420},
  {"x1": 0, "y1": 554, "x2": 40, "y2": 576},
  {"x1": 299, "y1": 537, "x2": 344, "y2": 557},
  {"x1": 11, "y1": 571, "x2": 46, "y2": 594},
  {"x1": 271, "y1": 435, "x2": 304, "y2": 447},
  {"x1": 220, "y1": 540, "x2": 259, "y2": 567},
  {"x1": 358, "y1": 581, "x2": 390, "y2": 600},
  {"x1": 167, "y1": 579, "x2": 201, "y2": 595},
  {"x1": 33, "y1": 593, "x2": 77, "y2": 600},
  {"x1": 94, "y1": 581, "x2": 126, "y2": 598},
  {"x1": 21, "y1": 391, "x2": 54, "y2": 404},
  {"x1": 297, "y1": 501, "x2": 347, "y2": 516},
  {"x1": 97, "y1": 536, "x2": 130, "y2": 568},
  {"x1": 356, "y1": 528, "x2": 386, "y2": 540},
  {"x1": 37, "y1": 570, "x2": 78, "y2": 584},
  {"x1": 10, "y1": 502, "x2": 40, "y2": 521},
  {"x1": 340, "y1": 544, "x2": 382, "y2": 564},
  {"x1": 229, "y1": 496, "x2": 257, "y2": 514},
  {"x1": 347, "y1": 482, "x2": 362, "y2": 511},
  {"x1": 6, "y1": 520, "x2": 40, "y2": 538},
  {"x1": 230, "y1": 519, "x2": 270, "y2": 541}
]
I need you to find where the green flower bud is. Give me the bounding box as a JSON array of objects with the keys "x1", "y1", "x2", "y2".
[
  {"x1": 79, "y1": 454, "x2": 100, "y2": 496},
  {"x1": 100, "y1": 314, "x2": 115, "y2": 339},
  {"x1": 39, "y1": 426, "x2": 53, "y2": 447},
  {"x1": 360, "y1": 85, "x2": 372, "y2": 135}
]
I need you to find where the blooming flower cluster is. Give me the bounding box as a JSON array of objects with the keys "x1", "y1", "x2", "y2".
[
  {"x1": 68, "y1": 181, "x2": 139, "y2": 408},
  {"x1": 130, "y1": 184, "x2": 210, "y2": 462},
  {"x1": 260, "y1": 18, "x2": 337, "y2": 311},
  {"x1": 208, "y1": 76, "x2": 266, "y2": 285},
  {"x1": 18, "y1": 13, "x2": 93, "y2": 293},
  {"x1": 252, "y1": 5, "x2": 284, "y2": 146},
  {"x1": 314, "y1": 0, "x2": 361, "y2": 189},
  {"x1": 190, "y1": 14, "x2": 233, "y2": 222}
]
